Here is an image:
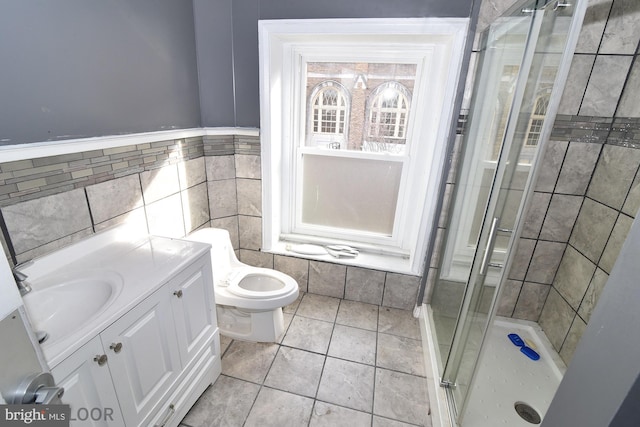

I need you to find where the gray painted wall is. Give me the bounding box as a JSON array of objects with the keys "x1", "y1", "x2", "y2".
[
  {"x1": 542, "y1": 213, "x2": 640, "y2": 427},
  {"x1": 0, "y1": 0, "x2": 476, "y2": 141},
  {"x1": 0, "y1": 0, "x2": 201, "y2": 145},
  {"x1": 196, "y1": 0, "x2": 476, "y2": 127},
  {"x1": 193, "y1": 0, "x2": 235, "y2": 127}
]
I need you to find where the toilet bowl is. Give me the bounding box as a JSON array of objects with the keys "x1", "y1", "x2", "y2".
[{"x1": 184, "y1": 228, "x2": 299, "y2": 342}]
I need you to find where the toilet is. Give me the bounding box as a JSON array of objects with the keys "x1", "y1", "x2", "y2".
[{"x1": 184, "y1": 228, "x2": 299, "y2": 342}]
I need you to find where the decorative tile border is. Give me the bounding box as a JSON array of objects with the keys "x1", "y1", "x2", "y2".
[
  {"x1": 551, "y1": 115, "x2": 640, "y2": 148},
  {"x1": 0, "y1": 137, "x2": 203, "y2": 207}
]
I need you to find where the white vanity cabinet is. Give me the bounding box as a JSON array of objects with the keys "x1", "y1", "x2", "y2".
[
  {"x1": 51, "y1": 335, "x2": 126, "y2": 427},
  {"x1": 51, "y1": 253, "x2": 220, "y2": 427}
]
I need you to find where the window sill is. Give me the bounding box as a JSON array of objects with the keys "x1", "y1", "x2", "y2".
[{"x1": 267, "y1": 240, "x2": 419, "y2": 276}]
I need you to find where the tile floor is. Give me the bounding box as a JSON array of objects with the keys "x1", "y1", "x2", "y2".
[{"x1": 180, "y1": 292, "x2": 433, "y2": 427}]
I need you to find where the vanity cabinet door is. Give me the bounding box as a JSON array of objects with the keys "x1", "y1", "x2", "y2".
[
  {"x1": 170, "y1": 255, "x2": 217, "y2": 366},
  {"x1": 51, "y1": 336, "x2": 125, "y2": 427},
  {"x1": 100, "y1": 286, "x2": 181, "y2": 427}
]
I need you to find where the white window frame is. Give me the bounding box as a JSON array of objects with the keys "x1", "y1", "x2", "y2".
[{"x1": 259, "y1": 18, "x2": 468, "y2": 275}]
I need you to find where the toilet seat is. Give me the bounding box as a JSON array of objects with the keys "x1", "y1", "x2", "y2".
[
  {"x1": 225, "y1": 268, "x2": 297, "y2": 300},
  {"x1": 212, "y1": 266, "x2": 299, "y2": 310}
]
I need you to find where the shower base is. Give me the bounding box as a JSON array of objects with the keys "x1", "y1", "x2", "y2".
[
  {"x1": 461, "y1": 317, "x2": 565, "y2": 427},
  {"x1": 420, "y1": 309, "x2": 566, "y2": 427}
]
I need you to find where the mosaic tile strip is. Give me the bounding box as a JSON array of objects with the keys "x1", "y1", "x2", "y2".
[
  {"x1": 0, "y1": 137, "x2": 203, "y2": 207},
  {"x1": 551, "y1": 115, "x2": 640, "y2": 149},
  {"x1": 203, "y1": 135, "x2": 235, "y2": 156},
  {"x1": 234, "y1": 135, "x2": 261, "y2": 156}
]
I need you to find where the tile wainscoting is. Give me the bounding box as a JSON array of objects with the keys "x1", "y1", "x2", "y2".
[{"x1": 0, "y1": 132, "x2": 422, "y2": 311}]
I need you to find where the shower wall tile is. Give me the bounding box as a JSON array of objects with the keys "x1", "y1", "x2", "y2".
[
  {"x1": 140, "y1": 164, "x2": 180, "y2": 204},
  {"x1": 308, "y1": 261, "x2": 346, "y2": 299},
  {"x1": 513, "y1": 282, "x2": 550, "y2": 322},
  {"x1": 599, "y1": 0, "x2": 640, "y2": 54},
  {"x1": 587, "y1": 144, "x2": 640, "y2": 210},
  {"x1": 206, "y1": 155, "x2": 236, "y2": 181},
  {"x1": 181, "y1": 182, "x2": 210, "y2": 233},
  {"x1": 239, "y1": 249, "x2": 274, "y2": 268},
  {"x1": 539, "y1": 194, "x2": 583, "y2": 242},
  {"x1": 178, "y1": 157, "x2": 206, "y2": 190},
  {"x1": 577, "y1": 267, "x2": 609, "y2": 323},
  {"x1": 235, "y1": 154, "x2": 261, "y2": 179},
  {"x1": 507, "y1": 238, "x2": 536, "y2": 281},
  {"x1": 622, "y1": 171, "x2": 640, "y2": 217},
  {"x1": 521, "y1": 192, "x2": 551, "y2": 239},
  {"x1": 382, "y1": 273, "x2": 420, "y2": 310},
  {"x1": 599, "y1": 213, "x2": 633, "y2": 273},
  {"x1": 617, "y1": 60, "x2": 640, "y2": 118},
  {"x1": 238, "y1": 215, "x2": 262, "y2": 251},
  {"x1": 525, "y1": 241, "x2": 565, "y2": 284},
  {"x1": 569, "y1": 198, "x2": 618, "y2": 263},
  {"x1": 275, "y1": 255, "x2": 309, "y2": 293},
  {"x1": 345, "y1": 267, "x2": 386, "y2": 306},
  {"x1": 496, "y1": 279, "x2": 522, "y2": 317},
  {"x1": 555, "y1": 142, "x2": 602, "y2": 195},
  {"x1": 557, "y1": 54, "x2": 595, "y2": 115},
  {"x1": 2, "y1": 188, "x2": 92, "y2": 255},
  {"x1": 559, "y1": 316, "x2": 587, "y2": 365},
  {"x1": 208, "y1": 179, "x2": 238, "y2": 219},
  {"x1": 145, "y1": 193, "x2": 186, "y2": 239},
  {"x1": 474, "y1": 0, "x2": 516, "y2": 38},
  {"x1": 534, "y1": 140, "x2": 568, "y2": 192},
  {"x1": 86, "y1": 174, "x2": 143, "y2": 224},
  {"x1": 579, "y1": 55, "x2": 633, "y2": 117},
  {"x1": 574, "y1": 0, "x2": 613, "y2": 54},
  {"x1": 539, "y1": 288, "x2": 575, "y2": 352},
  {"x1": 553, "y1": 246, "x2": 596, "y2": 311},
  {"x1": 237, "y1": 178, "x2": 262, "y2": 216}
]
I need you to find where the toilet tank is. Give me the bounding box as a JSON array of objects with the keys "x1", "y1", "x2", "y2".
[{"x1": 183, "y1": 228, "x2": 239, "y2": 277}]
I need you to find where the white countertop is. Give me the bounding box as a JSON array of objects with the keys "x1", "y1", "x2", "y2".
[{"x1": 21, "y1": 224, "x2": 211, "y2": 368}]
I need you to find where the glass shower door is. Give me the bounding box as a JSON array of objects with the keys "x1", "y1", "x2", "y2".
[
  {"x1": 429, "y1": 0, "x2": 581, "y2": 420},
  {"x1": 430, "y1": 7, "x2": 534, "y2": 396}
]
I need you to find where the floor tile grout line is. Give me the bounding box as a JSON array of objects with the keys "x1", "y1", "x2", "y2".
[{"x1": 213, "y1": 301, "x2": 428, "y2": 427}]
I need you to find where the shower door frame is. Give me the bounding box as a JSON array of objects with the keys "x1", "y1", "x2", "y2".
[{"x1": 429, "y1": 0, "x2": 589, "y2": 423}]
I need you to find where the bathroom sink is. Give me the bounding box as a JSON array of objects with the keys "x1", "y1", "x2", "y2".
[{"x1": 22, "y1": 272, "x2": 124, "y2": 345}]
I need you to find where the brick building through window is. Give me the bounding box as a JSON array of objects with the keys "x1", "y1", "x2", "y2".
[{"x1": 305, "y1": 62, "x2": 416, "y2": 152}]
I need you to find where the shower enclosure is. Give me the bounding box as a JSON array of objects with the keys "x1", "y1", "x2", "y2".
[{"x1": 427, "y1": 0, "x2": 586, "y2": 424}]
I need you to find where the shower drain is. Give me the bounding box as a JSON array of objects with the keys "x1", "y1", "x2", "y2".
[{"x1": 514, "y1": 402, "x2": 541, "y2": 424}]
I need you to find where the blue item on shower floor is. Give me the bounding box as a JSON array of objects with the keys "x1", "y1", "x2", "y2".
[
  {"x1": 520, "y1": 346, "x2": 540, "y2": 361},
  {"x1": 508, "y1": 333, "x2": 525, "y2": 347},
  {"x1": 508, "y1": 333, "x2": 540, "y2": 361}
]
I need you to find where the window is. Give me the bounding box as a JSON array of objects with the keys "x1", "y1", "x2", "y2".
[
  {"x1": 307, "y1": 81, "x2": 350, "y2": 148},
  {"x1": 524, "y1": 91, "x2": 550, "y2": 147},
  {"x1": 366, "y1": 82, "x2": 411, "y2": 150},
  {"x1": 259, "y1": 19, "x2": 468, "y2": 274}
]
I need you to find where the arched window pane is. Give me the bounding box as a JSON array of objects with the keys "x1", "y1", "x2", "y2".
[
  {"x1": 366, "y1": 82, "x2": 411, "y2": 148},
  {"x1": 307, "y1": 81, "x2": 350, "y2": 148}
]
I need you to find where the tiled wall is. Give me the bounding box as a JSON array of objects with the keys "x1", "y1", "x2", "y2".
[
  {"x1": 0, "y1": 134, "x2": 422, "y2": 310},
  {"x1": 496, "y1": 0, "x2": 640, "y2": 365},
  {"x1": 0, "y1": 137, "x2": 205, "y2": 262}
]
